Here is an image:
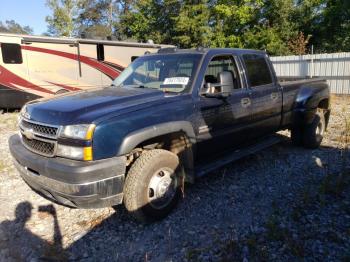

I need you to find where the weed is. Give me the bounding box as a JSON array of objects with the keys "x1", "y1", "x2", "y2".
[
  {"x1": 265, "y1": 215, "x2": 284, "y2": 241},
  {"x1": 285, "y1": 235, "x2": 305, "y2": 257},
  {"x1": 219, "y1": 239, "x2": 241, "y2": 262},
  {"x1": 301, "y1": 187, "x2": 312, "y2": 205},
  {"x1": 245, "y1": 235, "x2": 258, "y2": 250},
  {"x1": 0, "y1": 160, "x2": 6, "y2": 172},
  {"x1": 185, "y1": 247, "x2": 207, "y2": 261},
  {"x1": 291, "y1": 206, "x2": 303, "y2": 222},
  {"x1": 318, "y1": 173, "x2": 333, "y2": 195}
]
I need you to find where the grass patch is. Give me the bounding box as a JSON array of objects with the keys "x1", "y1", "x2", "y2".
[
  {"x1": 186, "y1": 247, "x2": 209, "y2": 261},
  {"x1": 0, "y1": 160, "x2": 5, "y2": 172},
  {"x1": 0, "y1": 113, "x2": 19, "y2": 131}
]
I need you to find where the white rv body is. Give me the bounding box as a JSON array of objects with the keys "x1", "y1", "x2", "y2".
[{"x1": 0, "y1": 33, "x2": 171, "y2": 108}]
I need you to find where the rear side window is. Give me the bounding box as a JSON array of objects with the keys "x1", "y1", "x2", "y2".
[
  {"x1": 243, "y1": 54, "x2": 272, "y2": 87},
  {"x1": 1, "y1": 43, "x2": 23, "y2": 64}
]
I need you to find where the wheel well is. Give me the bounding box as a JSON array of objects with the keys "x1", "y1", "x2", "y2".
[
  {"x1": 318, "y1": 99, "x2": 329, "y2": 109},
  {"x1": 318, "y1": 98, "x2": 330, "y2": 127},
  {"x1": 126, "y1": 132, "x2": 195, "y2": 182}
]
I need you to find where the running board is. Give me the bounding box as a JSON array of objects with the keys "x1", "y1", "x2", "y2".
[{"x1": 195, "y1": 135, "x2": 284, "y2": 177}]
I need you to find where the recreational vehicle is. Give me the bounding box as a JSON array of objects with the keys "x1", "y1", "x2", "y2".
[{"x1": 0, "y1": 33, "x2": 171, "y2": 109}]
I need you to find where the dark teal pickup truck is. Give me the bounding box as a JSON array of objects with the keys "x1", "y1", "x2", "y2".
[{"x1": 9, "y1": 48, "x2": 330, "y2": 222}]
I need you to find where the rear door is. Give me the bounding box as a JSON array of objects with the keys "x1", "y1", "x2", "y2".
[{"x1": 241, "y1": 53, "x2": 282, "y2": 139}]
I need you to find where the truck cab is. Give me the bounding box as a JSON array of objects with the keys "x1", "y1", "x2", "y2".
[{"x1": 9, "y1": 48, "x2": 330, "y2": 222}]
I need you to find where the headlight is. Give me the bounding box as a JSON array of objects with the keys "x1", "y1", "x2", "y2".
[
  {"x1": 56, "y1": 144, "x2": 93, "y2": 161},
  {"x1": 61, "y1": 124, "x2": 95, "y2": 140},
  {"x1": 58, "y1": 124, "x2": 95, "y2": 161}
]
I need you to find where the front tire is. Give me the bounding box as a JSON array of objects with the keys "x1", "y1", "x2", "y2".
[{"x1": 123, "y1": 149, "x2": 181, "y2": 222}]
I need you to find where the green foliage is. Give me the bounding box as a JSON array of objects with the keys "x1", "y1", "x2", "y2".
[
  {"x1": 44, "y1": 0, "x2": 350, "y2": 55},
  {"x1": 243, "y1": 26, "x2": 291, "y2": 55},
  {"x1": 76, "y1": 0, "x2": 120, "y2": 38},
  {"x1": 313, "y1": 0, "x2": 350, "y2": 52},
  {"x1": 173, "y1": 1, "x2": 212, "y2": 48},
  {"x1": 0, "y1": 20, "x2": 33, "y2": 35},
  {"x1": 46, "y1": 0, "x2": 79, "y2": 37}
]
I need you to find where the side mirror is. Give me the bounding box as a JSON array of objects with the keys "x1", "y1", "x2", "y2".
[
  {"x1": 204, "y1": 71, "x2": 234, "y2": 99},
  {"x1": 218, "y1": 71, "x2": 234, "y2": 95}
]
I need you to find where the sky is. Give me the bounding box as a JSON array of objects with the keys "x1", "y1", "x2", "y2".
[{"x1": 0, "y1": 0, "x2": 50, "y2": 35}]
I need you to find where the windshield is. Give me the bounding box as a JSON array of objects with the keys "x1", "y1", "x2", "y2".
[{"x1": 112, "y1": 53, "x2": 202, "y2": 93}]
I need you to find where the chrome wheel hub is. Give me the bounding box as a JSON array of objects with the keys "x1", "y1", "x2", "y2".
[{"x1": 148, "y1": 168, "x2": 177, "y2": 209}]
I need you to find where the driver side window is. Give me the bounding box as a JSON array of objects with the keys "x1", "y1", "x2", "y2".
[{"x1": 203, "y1": 55, "x2": 240, "y2": 94}]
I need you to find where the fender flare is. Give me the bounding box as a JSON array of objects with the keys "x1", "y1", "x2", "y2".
[
  {"x1": 117, "y1": 121, "x2": 196, "y2": 156},
  {"x1": 292, "y1": 84, "x2": 330, "y2": 125}
]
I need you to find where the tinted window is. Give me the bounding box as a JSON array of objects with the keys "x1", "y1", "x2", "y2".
[
  {"x1": 243, "y1": 54, "x2": 272, "y2": 87},
  {"x1": 1, "y1": 43, "x2": 23, "y2": 64}
]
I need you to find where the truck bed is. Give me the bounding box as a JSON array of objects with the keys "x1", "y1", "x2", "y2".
[{"x1": 278, "y1": 76, "x2": 327, "y2": 86}]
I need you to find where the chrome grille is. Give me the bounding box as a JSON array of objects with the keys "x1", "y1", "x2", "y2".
[
  {"x1": 22, "y1": 136, "x2": 55, "y2": 157},
  {"x1": 20, "y1": 119, "x2": 58, "y2": 138},
  {"x1": 19, "y1": 118, "x2": 59, "y2": 157}
]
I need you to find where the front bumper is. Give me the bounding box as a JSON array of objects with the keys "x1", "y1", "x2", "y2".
[{"x1": 9, "y1": 134, "x2": 126, "y2": 208}]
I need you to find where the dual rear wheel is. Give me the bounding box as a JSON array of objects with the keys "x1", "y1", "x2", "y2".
[{"x1": 291, "y1": 109, "x2": 326, "y2": 149}]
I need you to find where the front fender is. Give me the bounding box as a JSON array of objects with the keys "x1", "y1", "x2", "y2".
[{"x1": 117, "y1": 121, "x2": 196, "y2": 156}]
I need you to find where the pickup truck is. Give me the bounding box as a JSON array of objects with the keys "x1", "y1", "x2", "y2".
[{"x1": 9, "y1": 48, "x2": 330, "y2": 222}]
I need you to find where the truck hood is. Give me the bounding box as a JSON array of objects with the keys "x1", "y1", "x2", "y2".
[{"x1": 25, "y1": 86, "x2": 166, "y2": 125}]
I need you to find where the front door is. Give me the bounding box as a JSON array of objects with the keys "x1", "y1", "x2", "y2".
[{"x1": 195, "y1": 55, "x2": 251, "y2": 161}]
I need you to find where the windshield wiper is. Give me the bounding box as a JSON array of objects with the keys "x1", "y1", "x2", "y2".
[{"x1": 121, "y1": 84, "x2": 146, "y2": 89}]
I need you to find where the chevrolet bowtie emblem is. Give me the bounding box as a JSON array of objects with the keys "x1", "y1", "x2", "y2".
[{"x1": 23, "y1": 129, "x2": 35, "y2": 140}]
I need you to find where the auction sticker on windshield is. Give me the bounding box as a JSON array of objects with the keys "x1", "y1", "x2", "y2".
[{"x1": 163, "y1": 77, "x2": 189, "y2": 86}]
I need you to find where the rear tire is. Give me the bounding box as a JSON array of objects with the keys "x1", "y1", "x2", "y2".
[
  {"x1": 302, "y1": 109, "x2": 325, "y2": 149},
  {"x1": 123, "y1": 149, "x2": 181, "y2": 222},
  {"x1": 291, "y1": 126, "x2": 303, "y2": 146}
]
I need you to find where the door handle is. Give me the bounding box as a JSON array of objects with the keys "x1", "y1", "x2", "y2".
[{"x1": 241, "y1": 97, "x2": 251, "y2": 107}]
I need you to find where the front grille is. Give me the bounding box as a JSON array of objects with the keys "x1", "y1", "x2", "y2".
[
  {"x1": 22, "y1": 136, "x2": 55, "y2": 157},
  {"x1": 19, "y1": 118, "x2": 59, "y2": 157},
  {"x1": 20, "y1": 119, "x2": 58, "y2": 138}
]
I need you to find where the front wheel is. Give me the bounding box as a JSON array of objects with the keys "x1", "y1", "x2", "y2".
[{"x1": 123, "y1": 149, "x2": 181, "y2": 222}]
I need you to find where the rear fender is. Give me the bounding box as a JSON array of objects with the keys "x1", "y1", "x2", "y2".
[{"x1": 292, "y1": 83, "x2": 329, "y2": 126}]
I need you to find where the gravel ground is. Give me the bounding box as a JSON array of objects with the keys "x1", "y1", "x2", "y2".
[{"x1": 0, "y1": 96, "x2": 349, "y2": 261}]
